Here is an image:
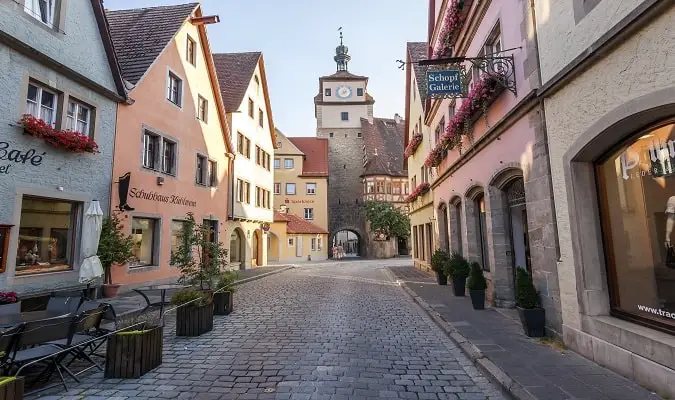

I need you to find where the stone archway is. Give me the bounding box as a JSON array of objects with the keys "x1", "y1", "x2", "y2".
[
  {"x1": 229, "y1": 228, "x2": 245, "y2": 270},
  {"x1": 252, "y1": 229, "x2": 262, "y2": 266},
  {"x1": 449, "y1": 196, "x2": 463, "y2": 255},
  {"x1": 331, "y1": 229, "x2": 362, "y2": 258}
]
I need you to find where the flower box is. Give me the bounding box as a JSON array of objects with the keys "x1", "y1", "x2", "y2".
[
  {"x1": 105, "y1": 326, "x2": 164, "y2": 379},
  {"x1": 176, "y1": 302, "x2": 213, "y2": 337},
  {"x1": 433, "y1": 0, "x2": 473, "y2": 59},
  {"x1": 18, "y1": 115, "x2": 99, "y2": 154},
  {"x1": 406, "y1": 183, "x2": 431, "y2": 203},
  {"x1": 405, "y1": 135, "x2": 423, "y2": 158},
  {"x1": 0, "y1": 376, "x2": 24, "y2": 399}
]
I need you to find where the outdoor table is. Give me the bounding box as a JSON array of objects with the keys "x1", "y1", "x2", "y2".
[
  {"x1": 133, "y1": 284, "x2": 190, "y2": 319},
  {"x1": 0, "y1": 310, "x2": 71, "y2": 329}
]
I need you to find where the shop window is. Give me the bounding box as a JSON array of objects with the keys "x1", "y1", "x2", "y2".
[
  {"x1": 170, "y1": 220, "x2": 188, "y2": 260},
  {"x1": 130, "y1": 217, "x2": 158, "y2": 268},
  {"x1": 15, "y1": 197, "x2": 77, "y2": 275},
  {"x1": 475, "y1": 194, "x2": 489, "y2": 271},
  {"x1": 0, "y1": 225, "x2": 9, "y2": 273},
  {"x1": 597, "y1": 121, "x2": 675, "y2": 333}
]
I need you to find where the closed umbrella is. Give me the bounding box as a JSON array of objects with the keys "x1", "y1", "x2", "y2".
[{"x1": 79, "y1": 200, "x2": 104, "y2": 283}]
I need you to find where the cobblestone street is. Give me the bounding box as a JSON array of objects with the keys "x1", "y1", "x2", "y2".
[{"x1": 33, "y1": 260, "x2": 505, "y2": 400}]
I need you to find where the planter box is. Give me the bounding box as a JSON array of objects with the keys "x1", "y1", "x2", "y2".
[
  {"x1": 469, "y1": 289, "x2": 485, "y2": 310},
  {"x1": 105, "y1": 326, "x2": 163, "y2": 379},
  {"x1": 435, "y1": 272, "x2": 447, "y2": 286},
  {"x1": 0, "y1": 377, "x2": 24, "y2": 400},
  {"x1": 213, "y1": 291, "x2": 233, "y2": 316},
  {"x1": 452, "y1": 278, "x2": 466, "y2": 296},
  {"x1": 176, "y1": 303, "x2": 213, "y2": 337},
  {"x1": 516, "y1": 306, "x2": 546, "y2": 337}
]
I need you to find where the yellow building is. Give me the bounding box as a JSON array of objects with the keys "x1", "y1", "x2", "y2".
[
  {"x1": 404, "y1": 42, "x2": 435, "y2": 272},
  {"x1": 270, "y1": 207, "x2": 329, "y2": 263},
  {"x1": 270, "y1": 130, "x2": 329, "y2": 261}
]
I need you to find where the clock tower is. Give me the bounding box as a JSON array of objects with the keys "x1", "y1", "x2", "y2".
[{"x1": 315, "y1": 32, "x2": 374, "y2": 256}]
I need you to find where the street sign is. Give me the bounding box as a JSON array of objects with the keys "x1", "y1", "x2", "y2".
[{"x1": 426, "y1": 68, "x2": 464, "y2": 98}]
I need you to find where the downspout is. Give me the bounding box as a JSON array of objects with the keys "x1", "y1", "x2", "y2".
[
  {"x1": 529, "y1": 0, "x2": 561, "y2": 261},
  {"x1": 227, "y1": 153, "x2": 235, "y2": 220}
]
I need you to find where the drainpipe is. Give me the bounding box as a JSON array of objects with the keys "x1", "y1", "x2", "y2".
[
  {"x1": 529, "y1": 0, "x2": 561, "y2": 261},
  {"x1": 226, "y1": 152, "x2": 235, "y2": 220}
]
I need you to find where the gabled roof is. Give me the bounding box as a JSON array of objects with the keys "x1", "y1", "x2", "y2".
[
  {"x1": 212, "y1": 52, "x2": 278, "y2": 149},
  {"x1": 106, "y1": 3, "x2": 199, "y2": 85},
  {"x1": 320, "y1": 70, "x2": 369, "y2": 81},
  {"x1": 361, "y1": 117, "x2": 407, "y2": 177},
  {"x1": 407, "y1": 42, "x2": 428, "y2": 111},
  {"x1": 287, "y1": 137, "x2": 329, "y2": 177},
  {"x1": 90, "y1": 0, "x2": 127, "y2": 100},
  {"x1": 274, "y1": 212, "x2": 328, "y2": 235},
  {"x1": 212, "y1": 52, "x2": 261, "y2": 112}
]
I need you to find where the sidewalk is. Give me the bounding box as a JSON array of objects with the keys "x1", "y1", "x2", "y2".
[
  {"x1": 105, "y1": 265, "x2": 293, "y2": 316},
  {"x1": 388, "y1": 266, "x2": 661, "y2": 400}
]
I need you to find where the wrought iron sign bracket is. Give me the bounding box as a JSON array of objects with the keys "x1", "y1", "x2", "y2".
[{"x1": 409, "y1": 54, "x2": 517, "y2": 100}]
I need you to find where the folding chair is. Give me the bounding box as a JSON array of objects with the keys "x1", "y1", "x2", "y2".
[
  {"x1": 8, "y1": 315, "x2": 78, "y2": 391},
  {"x1": 0, "y1": 324, "x2": 23, "y2": 375},
  {"x1": 51, "y1": 304, "x2": 108, "y2": 371},
  {"x1": 46, "y1": 292, "x2": 84, "y2": 315}
]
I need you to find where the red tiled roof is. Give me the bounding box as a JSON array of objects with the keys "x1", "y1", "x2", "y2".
[
  {"x1": 361, "y1": 117, "x2": 407, "y2": 177},
  {"x1": 287, "y1": 137, "x2": 329, "y2": 177},
  {"x1": 274, "y1": 212, "x2": 327, "y2": 234},
  {"x1": 212, "y1": 52, "x2": 261, "y2": 112},
  {"x1": 106, "y1": 3, "x2": 199, "y2": 85},
  {"x1": 407, "y1": 42, "x2": 428, "y2": 111}
]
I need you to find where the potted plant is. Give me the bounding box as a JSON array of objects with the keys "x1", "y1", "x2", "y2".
[
  {"x1": 98, "y1": 213, "x2": 134, "y2": 298},
  {"x1": 213, "y1": 271, "x2": 237, "y2": 315},
  {"x1": 171, "y1": 288, "x2": 213, "y2": 337},
  {"x1": 105, "y1": 311, "x2": 163, "y2": 378},
  {"x1": 515, "y1": 268, "x2": 546, "y2": 337},
  {"x1": 0, "y1": 376, "x2": 24, "y2": 399},
  {"x1": 430, "y1": 249, "x2": 450, "y2": 285},
  {"x1": 467, "y1": 262, "x2": 487, "y2": 309},
  {"x1": 447, "y1": 252, "x2": 470, "y2": 296}
]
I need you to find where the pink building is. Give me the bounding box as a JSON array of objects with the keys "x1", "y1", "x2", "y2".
[{"x1": 423, "y1": 0, "x2": 559, "y2": 332}]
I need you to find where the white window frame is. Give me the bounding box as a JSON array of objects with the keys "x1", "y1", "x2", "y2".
[
  {"x1": 24, "y1": 0, "x2": 57, "y2": 27},
  {"x1": 274, "y1": 158, "x2": 281, "y2": 169},
  {"x1": 186, "y1": 35, "x2": 196, "y2": 66},
  {"x1": 304, "y1": 208, "x2": 313, "y2": 220},
  {"x1": 161, "y1": 138, "x2": 177, "y2": 175},
  {"x1": 197, "y1": 95, "x2": 208, "y2": 122},
  {"x1": 306, "y1": 183, "x2": 317, "y2": 195},
  {"x1": 286, "y1": 183, "x2": 296, "y2": 195},
  {"x1": 25, "y1": 83, "x2": 57, "y2": 127},
  {"x1": 65, "y1": 99, "x2": 91, "y2": 136},
  {"x1": 142, "y1": 131, "x2": 160, "y2": 170},
  {"x1": 284, "y1": 159, "x2": 294, "y2": 169},
  {"x1": 167, "y1": 72, "x2": 183, "y2": 106}
]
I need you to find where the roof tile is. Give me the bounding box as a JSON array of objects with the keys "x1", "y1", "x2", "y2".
[
  {"x1": 361, "y1": 117, "x2": 407, "y2": 177},
  {"x1": 274, "y1": 212, "x2": 328, "y2": 234},
  {"x1": 212, "y1": 52, "x2": 261, "y2": 112},
  {"x1": 287, "y1": 137, "x2": 329, "y2": 176}
]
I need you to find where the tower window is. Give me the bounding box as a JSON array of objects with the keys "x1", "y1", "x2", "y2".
[
  {"x1": 329, "y1": 132, "x2": 334, "y2": 138},
  {"x1": 357, "y1": 132, "x2": 362, "y2": 137},
  {"x1": 344, "y1": 133, "x2": 348, "y2": 138},
  {"x1": 357, "y1": 88, "x2": 363, "y2": 96},
  {"x1": 325, "y1": 88, "x2": 331, "y2": 96},
  {"x1": 341, "y1": 112, "x2": 349, "y2": 121}
]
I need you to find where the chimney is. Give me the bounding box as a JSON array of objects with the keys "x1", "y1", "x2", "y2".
[{"x1": 394, "y1": 113, "x2": 402, "y2": 124}]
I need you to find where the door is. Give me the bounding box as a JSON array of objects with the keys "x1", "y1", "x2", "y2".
[
  {"x1": 296, "y1": 236, "x2": 303, "y2": 257},
  {"x1": 507, "y1": 179, "x2": 531, "y2": 274}
]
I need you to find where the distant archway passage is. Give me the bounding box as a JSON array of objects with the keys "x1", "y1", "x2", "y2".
[
  {"x1": 331, "y1": 229, "x2": 362, "y2": 258},
  {"x1": 230, "y1": 228, "x2": 245, "y2": 270}
]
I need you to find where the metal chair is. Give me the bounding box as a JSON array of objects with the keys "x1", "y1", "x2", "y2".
[
  {"x1": 0, "y1": 302, "x2": 21, "y2": 316},
  {"x1": 52, "y1": 304, "x2": 109, "y2": 371},
  {"x1": 0, "y1": 324, "x2": 24, "y2": 375},
  {"x1": 46, "y1": 292, "x2": 83, "y2": 315},
  {"x1": 9, "y1": 315, "x2": 78, "y2": 391}
]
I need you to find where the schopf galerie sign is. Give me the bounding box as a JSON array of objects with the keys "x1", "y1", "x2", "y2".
[{"x1": 426, "y1": 68, "x2": 465, "y2": 97}]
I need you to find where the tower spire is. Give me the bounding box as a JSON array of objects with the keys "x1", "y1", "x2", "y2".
[{"x1": 334, "y1": 27, "x2": 350, "y2": 72}]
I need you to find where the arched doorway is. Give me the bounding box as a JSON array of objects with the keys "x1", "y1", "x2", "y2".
[
  {"x1": 267, "y1": 232, "x2": 280, "y2": 262},
  {"x1": 252, "y1": 229, "x2": 262, "y2": 266},
  {"x1": 505, "y1": 178, "x2": 531, "y2": 274},
  {"x1": 438, "y1": 203, "x2": 449, "y2": 252},
  {"x1": 332, "y1": 230, "x2": 360, "y2": 258},
  {"x1": 229, "y1": 228, "x2": 245, "y2": 270}
]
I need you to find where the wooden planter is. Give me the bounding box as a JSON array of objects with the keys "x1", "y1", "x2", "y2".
[
  {"x1": 105, "y1": 326, "x2": 163, "y2": 379},
  {"x1": 0, "y1": 377, "x2": 23, "y2": 400},
  {"x1": 213, "y1": 291, "x2": 233, "y2": 315},
  {"x1": 176, "y1": 303, "x2": 213, "y2": 337}
]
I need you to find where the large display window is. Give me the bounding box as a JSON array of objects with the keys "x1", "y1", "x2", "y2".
[{"x1": 597, "y1": 121, "x2": 675, "y2": 333}]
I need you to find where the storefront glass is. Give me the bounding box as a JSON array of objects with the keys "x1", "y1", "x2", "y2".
[
  {"x1": 130, "y1": 217, "x2": 157, "y2": 267},
  {"x1": 597, "y1": 122, "x2": 675, "y2": 332},
  {"x1": 15, "y1": 197, "x2": 76, "y2": 275}
]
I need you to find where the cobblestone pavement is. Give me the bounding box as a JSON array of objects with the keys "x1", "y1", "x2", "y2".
[{"x1": 32, "y1": 259, "x2": 505, "y2": 399}]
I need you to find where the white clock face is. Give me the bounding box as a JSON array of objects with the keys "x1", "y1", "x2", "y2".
[{"x1": 336, "y1": 85, "x2": 352, "y2": 99}]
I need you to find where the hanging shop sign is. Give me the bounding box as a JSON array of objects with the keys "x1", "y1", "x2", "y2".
[{"x1": 426, "y1": 68, "x2": 466, "y2": 98}]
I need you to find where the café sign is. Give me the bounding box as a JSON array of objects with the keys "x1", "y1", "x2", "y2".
[{"x1": 426, "y1": 67, "x2": 467, "y2": 99}]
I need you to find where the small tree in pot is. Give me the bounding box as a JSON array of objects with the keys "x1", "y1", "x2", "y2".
[
  {"x1": 515, "y1": 267, "x2": 546, "y2": 337},
  {"x1": 447, "y1": 252, "x2": 470, "y2": 296},
  {"x1": 467, "y1": 262, "x2": 487, "y2": 309},
  {"x1": 213, "y1": 271, "x2": 237, "y2": 315},
  {"x1": 430, "y1": 249, "x2": 450, "y2": 285},
  {"x1": 98, "y1": 213, "x2": 134, "y2": 298}
]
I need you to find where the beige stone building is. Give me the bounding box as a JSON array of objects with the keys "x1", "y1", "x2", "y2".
[
  {"x1": 213, "y1": 52, "x2": 277, "y2": 270},
  {"x1": 404, "y1": 42, "x2": 435, "y2": 272},
  {"x1": 533, "y1": 0, "x2": 675, "y2": 396},
  {"x1": 270, "y1": 130, "x2": 329, "y2": 262}
]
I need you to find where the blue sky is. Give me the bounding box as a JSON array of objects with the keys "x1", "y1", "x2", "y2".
[{"x1": 105, "y1": 0, "x2": 427, "y2": 137}]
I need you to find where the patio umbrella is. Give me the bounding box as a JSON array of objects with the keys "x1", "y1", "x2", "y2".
[{"x1": 79, "y1": 200, "x2": 104, "y2": 283}]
